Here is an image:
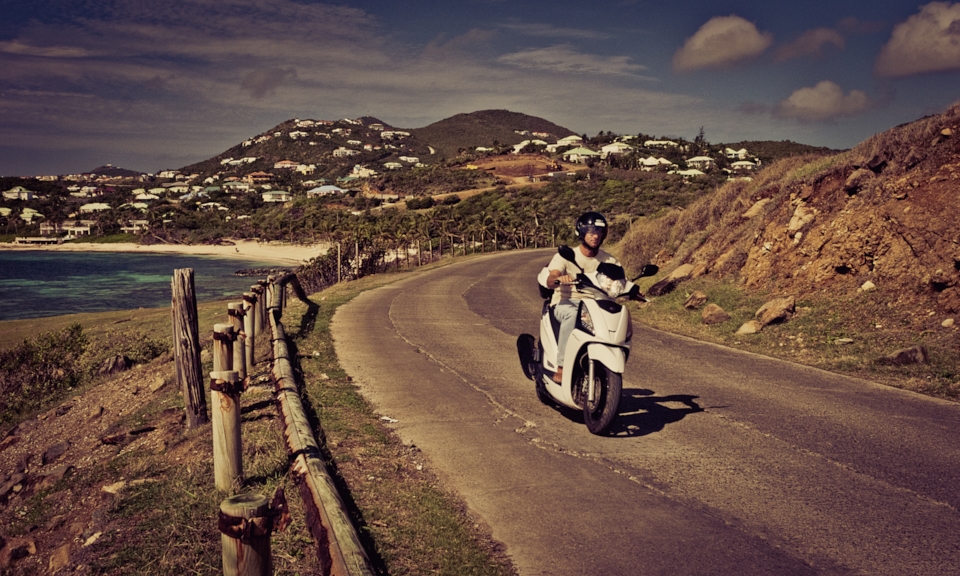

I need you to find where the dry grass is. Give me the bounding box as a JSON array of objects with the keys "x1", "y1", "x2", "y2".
[{"x1": 630, "y1": 275, "x2": 960, "y2": 400}]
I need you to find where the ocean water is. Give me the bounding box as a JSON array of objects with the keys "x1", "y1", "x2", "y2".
[{"x1": 0, "y1": 251, "x2": 282, "y2": 321}]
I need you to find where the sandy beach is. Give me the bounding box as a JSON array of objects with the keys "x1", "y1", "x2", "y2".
[{"x1": 0, "y1": 239, "x2": 331, "y2": 266}]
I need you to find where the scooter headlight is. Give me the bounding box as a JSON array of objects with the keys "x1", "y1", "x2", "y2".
[{"x1": 577, "y1": 304, "x2": 595, "y2": 336}]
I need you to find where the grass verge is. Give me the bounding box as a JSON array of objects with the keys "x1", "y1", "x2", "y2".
[
  {"x1": 282, "y1": 268, "x2": 517, "y2": 576},
  {"x1": 632, "y1": 275, "x2": 960, "y2": 400}
]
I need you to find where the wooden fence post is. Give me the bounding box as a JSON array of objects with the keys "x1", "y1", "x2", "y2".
[
  {"x1": 220, "y1": 493, "x2": 272, "y2": 576},
  {"x1": 228, "y1": 303, "x2": 247, "y2": 382},
  {"x1": 251, "y1": 285, "x2": 264, "y2": 333},
  {"x1": 257, "y1": 280, "x2": 270, "y2": 330},
  {"x1": 210, "y1": 369, "x2": 243, "y2": 492},
  {"x1": 172, "y1": 268, "x2": 208, "y2": 428},
  {"x1": 213, "y1": 323, "x2": 235, "y2": 372},
  {"x1": 243, "y1": 292, "x2": 257, "y2": 367}
]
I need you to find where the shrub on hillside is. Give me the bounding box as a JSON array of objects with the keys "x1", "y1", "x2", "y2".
[
  {"x1": 78, "y1": 331, "x2": 169, "y2": 377},
  {"x1": 0, "y1": 324, "x2": 87, "y2": 424}
]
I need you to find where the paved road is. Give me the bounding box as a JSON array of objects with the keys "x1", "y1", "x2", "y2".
[{"x1": 331, "y1": 250, "x2": 960, "y2": 576}]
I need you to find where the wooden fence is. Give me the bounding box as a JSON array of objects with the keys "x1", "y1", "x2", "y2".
[{"x1": 171, "y1": 268, "x2": 374, "y2": 576}]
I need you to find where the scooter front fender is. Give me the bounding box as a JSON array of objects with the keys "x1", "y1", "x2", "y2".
[{"x1": 586, "y1": 344, "x2": 626, "y2": 374}]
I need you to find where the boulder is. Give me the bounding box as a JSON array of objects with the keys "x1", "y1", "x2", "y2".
[
  {"x1": 844, "y1": 168, "x2": 874, "y2": 195},
  {"x1": 149, "y1": 376, "x2": 166, "y2": 393},
  {"x1": 0, "y1": 473, "x2": 26, "y2": 500},
  {"x1": 39, "y1": 465, "x2": 73, "y2": 489},
  {"x1": 98, "y1": 354, "x2": 132, "y2": 376},
  {"x1": 736, "y1": 320, "x2": 762, "y2": 335},
  {"x1": 755, "y1": 296, "x2": 796, "y2": 327},
  {"x1": 859, "y1": 280, "x2": 877, "y2": 292},
  {"x1": 667, "y1": 264, "x2": 695, "y2": 281},
  {"x1": 48, "y1": 543, "x2": 71, "y2": 573},
  {"x1": 701, "y1": 304, "x2": 731, "y2": 325},
  {"x1": 647, "y1": 277, "x2": 679, "y2": 297},
  {"x1": 0, "y1": 539, "x2": 36, "y2": 570},
  {"x1": 943, "y1": 318, "x2": 955, "y2": 328},
  {"x1": 683, "y1": 290, "x2": 708, "y2": 310},
  {"x1": 877, "y1": 345, "x2": 929, "y2": 366},
  {"x1": 41, "y1": 441, "x2": 70, "y2": 465},
  {"x1": 0, "y1": 435, "x2": 18, "y2": 453}
]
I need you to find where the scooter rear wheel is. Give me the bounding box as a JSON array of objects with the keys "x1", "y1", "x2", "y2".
[{"x1": 582, "y1": 362, "x2": 622, "y2": 435}]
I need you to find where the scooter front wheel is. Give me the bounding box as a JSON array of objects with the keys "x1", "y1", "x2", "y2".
[{"x1": 582, "y1": 362, "x2": 622, "y2": 435}]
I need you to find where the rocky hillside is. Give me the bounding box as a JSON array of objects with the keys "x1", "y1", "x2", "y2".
[{"x1": 620, "y1": 104, "x2": 960, "y2": 318}]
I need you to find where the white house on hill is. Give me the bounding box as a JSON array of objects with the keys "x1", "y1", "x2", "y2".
[
  {"x1": 686, "y1": 156, "x2": 716, "y2": 170},
  {"x1": 562, "y1": 147, "x2": 600, "y2": 164}
]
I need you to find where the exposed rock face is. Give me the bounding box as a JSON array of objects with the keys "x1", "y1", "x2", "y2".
[
  {"x1": 701, "y1": 303, "x2": 731, "y2": 325},
  {"x1": 620, "y1": 104, "x2": 960, "y2": 320}
]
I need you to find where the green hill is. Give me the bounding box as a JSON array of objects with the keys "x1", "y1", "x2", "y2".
[{"x1": 407, "y1": 110, "x2": 578, "y2": 158}]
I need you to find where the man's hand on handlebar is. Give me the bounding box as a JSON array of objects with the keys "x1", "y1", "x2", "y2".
[{"x1": 553, "y1": 273, "x2": 576, "y2": 286}]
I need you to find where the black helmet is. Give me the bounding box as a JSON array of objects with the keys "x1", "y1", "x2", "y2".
[{"x1": 575, "y1": 211, "x2": 608, "y2": 242}]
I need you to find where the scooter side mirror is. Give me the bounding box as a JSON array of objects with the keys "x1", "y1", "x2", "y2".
[
  {"x1": 558, "y1": 245, "x2": 577, "y2": 263},
  {"x1": 631, "y1": 264, "x2": 659, "y2": 281}
]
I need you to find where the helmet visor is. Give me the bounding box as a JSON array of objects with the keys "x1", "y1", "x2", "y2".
[{"x1": 581, "y1": 223, "x2": 606, "y2": 237}]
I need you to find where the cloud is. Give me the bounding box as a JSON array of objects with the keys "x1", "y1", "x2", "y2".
[
  {"x1": 498, "y1": 45, "x2": 648, "y2": 77},
  {"x1": 672, "y1": 15, "x2": 773, "y2": 71},
  {"x1": 0, "y1": 40, "x2": 95, "y2": 58},
  {"x1": 497, "y1": 21, "x2": 610, "y2": 40},
  {"x1": 240, "y1": 67, "x2": 298, "y2": 99},
  {"x1": 775, "y1": 81, "x2": 872, "y2": 122},
  {"x1": 775, "y1": 28, "x2": 845, "y2": 61},
  {"x1": 875, "y1": 2, "x2": 960, "y2": 77},
  {"x1": 422, "y1": 28, "x2": 497, "y2": 59}
]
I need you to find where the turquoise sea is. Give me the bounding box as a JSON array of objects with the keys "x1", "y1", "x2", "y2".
[{"x1": 0, "y1": 251, "x2": 281, "y2": 321}]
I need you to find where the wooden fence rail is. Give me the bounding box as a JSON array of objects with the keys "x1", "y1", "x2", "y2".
[
  {"x1": 267, "y1": 275, "x2": 374, "y2": 576},
  {"x1": 173, "y1": 267, "x2": 373, "y2": 575}
]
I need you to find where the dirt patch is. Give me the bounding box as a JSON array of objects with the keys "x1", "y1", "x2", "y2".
[{"x1": 469, "y1": 154, "x2": 581, "y2": 178}]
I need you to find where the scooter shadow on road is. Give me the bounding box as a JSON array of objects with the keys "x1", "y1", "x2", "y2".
[{"x1": 609, "y1": 389, "x2": 704, "y2": 437}]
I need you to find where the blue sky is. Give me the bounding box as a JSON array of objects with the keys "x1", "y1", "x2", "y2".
[{"x1": 2, "y1": 0, "x2": 960, "y2": 176}]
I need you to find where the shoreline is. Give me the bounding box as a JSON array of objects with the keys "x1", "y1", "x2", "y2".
[{"x1": 0, "y1": 239, "x2": 330, "y2": 266}]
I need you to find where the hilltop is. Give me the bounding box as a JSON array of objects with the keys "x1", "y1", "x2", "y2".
[{"x1": 408, "y1": 110, "x2": 578, "y2": 158}]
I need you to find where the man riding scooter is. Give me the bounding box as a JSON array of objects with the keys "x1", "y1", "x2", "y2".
[{"x1": 540, "y1": 212, "x2": 644, "y2": 383}]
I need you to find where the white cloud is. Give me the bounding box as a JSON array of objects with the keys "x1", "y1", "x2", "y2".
[
  {"x1": 775, "y1": 81, "x2": 871, "y2": 122},
  {"x1": 497, "y1": 21, "x2": 609, "y2": 40},
  {"x1": 775, "y1": 28, "x2": 845, "y2": 61},
  {"x1": 672, "y1": 15, "x2": 773, "y2": 71},
  {"x1": 0, "y1": 40, "x2": 94, "y2": 58},
  {"x1": 498, "y1": 45, "x2": 648, "y2": 77},
  {"x1": 875, "y1": 2, "x2": 960, "y2": 77}
]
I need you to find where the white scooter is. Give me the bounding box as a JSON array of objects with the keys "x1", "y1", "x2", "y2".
[{"x1": 518, "y1": 246, "x2": 658, "y2": 435}]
